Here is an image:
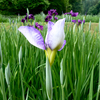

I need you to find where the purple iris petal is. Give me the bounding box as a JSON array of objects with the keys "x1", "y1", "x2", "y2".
[
  {"x1": 25, "y1": 13, "x2": 28, "y2": 20},
  {"x1": 45, "y1": 15, "x2": 52, "y2": 22},
  {"x1": 48, "y1": 9, "x2": 58, "y2": 16},
  {"x1": 64, "y1": 13, "x2": 67, "y2": 15},
  {"x1": 83, "y1": 20, "x2": 85, "y2": 23},
  {"x1": 58, "y1": 40, "x2": 66, "y2": 51},
  {"x1": 67, "y1": 12, "x2": 71, "y2": 15},
  {"x1": 55, "y1": 12, "x2": 58, "y2": 16},
  {"x1": 35, "y1": 22, "x2": 43, "y2": 30},
  {"x1": 70, "y1": 10, "x2": 78, "y2": 17},
  {"x1": 72, "y1": 19, "x2": 85, "y2": 26},
  {"x1": 48, "y1": 10, "x2": 53, "y2": 15},
  {"x1": 35, "y1": 22, "x2": 38, "y2": 27},
  {"x1": 64, "y1": 12, "x2": 71, "y2": 15},
  {"x1": 18, "y1": 26, "x2": 46, "y2": 50},
  {"x1": 71, "y1": 12, "x2": 78, "y2": 17},
  {"x1": 28, "y1": 14, "x2": 35, "y2": 20},
  {"x1": 72, "y1": 20, "x2": 76, "y2": 23},
  {"x1": 21, "y1": 18, "x2": 25, "y2": 23},
  {"x1": 24, "y1": 13, "x2": 35, "y2": 20},
  {"x1": 39, "y1": 25, "x2": 43, "y2": 30},
  {"x1": 70, "y1": 10, "x2": 73, "y2": 14},
  {"x1": 65, "y1": 10, "x2": 78, "y2": 17},
  {"x1": 77, "y1": 19, "x2": 82, "y2": 25},
  {"x1": 54, "y1": 16, "x2": 58, "y2": 20}
]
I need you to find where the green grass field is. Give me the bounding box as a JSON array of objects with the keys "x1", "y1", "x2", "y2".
[{"x1": 0, "y1": 14, "x2": 100, "y2": 100}]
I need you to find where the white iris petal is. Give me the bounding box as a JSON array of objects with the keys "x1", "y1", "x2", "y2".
[{"x1": 46, "y1": 18, "x2": 65, "y2": 50}]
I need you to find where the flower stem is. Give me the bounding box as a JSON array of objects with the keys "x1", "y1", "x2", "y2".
[
  {"x1": 61, "y1": 85, "x2": 64, "y2": 100},
  {"x1": 8, "y1": 84, "x2": 12, "y2": 100}
]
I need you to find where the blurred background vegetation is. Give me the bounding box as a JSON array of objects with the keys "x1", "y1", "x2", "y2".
[{"x1": 0, "y1": 0, "x2": 100, "y2": 15}]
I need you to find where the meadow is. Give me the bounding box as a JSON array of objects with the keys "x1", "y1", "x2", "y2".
[{"x1": 0, "y1": 12, "x2": 100, "y2": 100}]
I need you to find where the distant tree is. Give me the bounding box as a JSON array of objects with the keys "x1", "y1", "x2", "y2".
[
  {"x1": 69, "y1": 0, "x2": 83, "y2": 13},
  {"x1": 87, "y1": 1, "x2": 100, "y2": 15},
  {"x1": 82, "y1": 0, "x2": 99, "y2": 15},
  {"x1": 0, "y1": 0, "x2": 50, "y2": 15},
  {"x1": 47, "y1": 0, "x2": 71, "y2": 14}
]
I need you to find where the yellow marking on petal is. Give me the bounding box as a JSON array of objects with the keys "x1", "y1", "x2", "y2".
[
  {"x1": 45, "y1": 48, "x2": 57, "y2": 66},
  {"x1": 55, "y1": 41, "x2": 63, "y2": 51}
]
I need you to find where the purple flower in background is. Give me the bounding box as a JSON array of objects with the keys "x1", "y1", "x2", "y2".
[
  {"x1": 35, "y1": 22, "x2": 43, "y2": 30},
  {"x1": 70, "y1": 10, "x2": 78, "y2": 17},
  {"x1": 83, "y1": 20, "x2": 85, "y2": 23},
  {"x1": 24, "y1": 13, "x2": 35, "y2": 21},
  {"x1": 64, "y1": 10, "x2": 78, "y2": 17},
  {"x1": 72, "y1": 20, "x2": 76, "y2": 24},
  {"x1": 48, "y1": 9, "x2": 58, "y2": 16},
  {"x1": 25, "y1": 13, "x2": 28, "y2": 20},
  {"x1": 28, "y1": 14, "x2": 35, "y2": 20},
  {"x1": 21, "y1": 13, "x2": 35, "y2": 23},
  {"x1": 45, "y1": 15, "x2": 52, "y2": 22},
  {"x1": 64, "y1": 12, "x2": 71, "y2": 15},
  {"x1": 77, "y1": 19, "x2": 82, "y2": 25},
  {"x1": 21, "y1": 18, "x2": 25, "y2": 23},
  {"x1": 54, "y1": 16, "x2": 58, "y2": 20},
  {"x1": 72, "y1": 19, "x2": 85, "y2": 25}
]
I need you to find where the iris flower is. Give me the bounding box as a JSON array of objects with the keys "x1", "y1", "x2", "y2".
[
  {"x1": 25, "y1": 13, "x2": 35, "y2": 20},
  {"x1": 72, "y1": 19, "x2": 85, "y2": 25},
  {"x1": 45, "y1": 15, "x2": 52, "y2": 22},
  {"x1": 18, "y1": 18, "x2": 66, "y2": 66},
  {"x1": 21, "y1": 18, "x2": 25, "y2": 23},
  {"x1": 21, "y1": 13, "x2": 35, "y2": 23},
  {"x1": 70, "y1": 10, "x2": 78, "y2": 17},
  {"x1": 48, "y1": 9, "x2": 58, "y2": 16},
  {"x1": 64, "y1": 10, "x2": 78, "y2": 17},
  {"x1": 35, "y1": 22, "x2": 43, "y2": 30}
]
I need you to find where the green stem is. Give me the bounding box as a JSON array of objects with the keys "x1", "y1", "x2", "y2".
[
  {"x1": 8, "y1": 85, "x2": 12, "y2": 100},
  {"x1": 61, "y1": 86, "x2": 64, "y2": 100}
]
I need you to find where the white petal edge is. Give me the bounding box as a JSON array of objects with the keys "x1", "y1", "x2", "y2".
[
  {"x1": 47, "y1": 18, "x2": 65, "y2": 50},
  {"x1": 18, "y1": 26, "x2": 46, "y2": 50}
]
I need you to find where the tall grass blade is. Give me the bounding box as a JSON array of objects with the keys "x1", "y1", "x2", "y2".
[
  {"x1": 19, "y1": 46, "x2": 25, "y2": 100},
  {"x1": 0, "y1": 42, "x2": 7, "y2": 100},
  {"x1": 89, "y1": 67, "x2": 94, "y2": 100}
]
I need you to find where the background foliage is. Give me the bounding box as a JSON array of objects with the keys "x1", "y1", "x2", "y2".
[{"x1": 0, "y1": 0, "x2": 100, "y2": 15}]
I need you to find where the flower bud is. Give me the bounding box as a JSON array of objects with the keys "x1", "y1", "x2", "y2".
[
  {"x1": 45, "y1": 48, "x2": 57, "y2": 66},
  {"x1": 60, "y1": 59, "x2": 64, "y2": 85},
  {"x1": 18, "y1": 46, "x2": 22, "y2": 65},
  {"x1": 5, "y1": 63, "x2": 11, "y2": 85}
]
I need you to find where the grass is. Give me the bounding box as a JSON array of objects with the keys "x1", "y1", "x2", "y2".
[
  {"x1": 0, "y1": 14, "x2": 100, "y2": 100},
  {"x1": 0, "y1": 22, "x2": 99, "y2": 34}
]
